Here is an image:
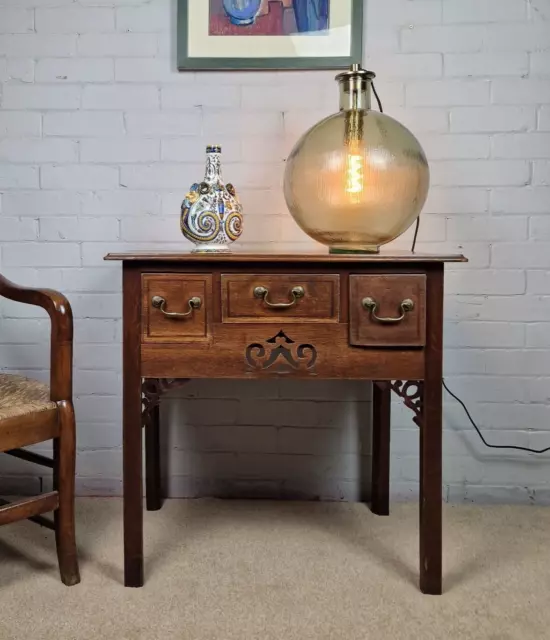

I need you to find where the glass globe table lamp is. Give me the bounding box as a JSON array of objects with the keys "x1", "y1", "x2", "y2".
[{"x1": 284, "y1": 65, "x2": 430, "y2": 254}]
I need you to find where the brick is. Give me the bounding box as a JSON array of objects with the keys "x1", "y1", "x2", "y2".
[
  {"x1": 492, "y1": 133, "x2": 550, "y2": 159},
  {"x1": 120, "y1": 164, "x2": 203, "y2": 190},
  {"x1": 74, "y1": 320, "x2": 118, "y2": 345},
  {"x1": 0, "y1": 218, "x2": 38, "y2": 241},
  {"x1": 41, "y1": 165, "x2": 119, "y2": 190},
  {"x1": 0, "y1": 165, "x2": 39, "y2": 189},
  {"x1": 385, "y1": 107, "x2": 449, "y2": 133},
  {"x1": 82, "y1": 85, "x2": 159, "y2": 110},
  {"x1": 71, "y1": 295, "x2": 122, "y2": 320},
  {"x1": 0, "y1": 8, "x2": 33, "y2": 33},
  {"x1": 163, "y1": 85, "x2": 241, "y2": 109},
  {"x1": 491, "y1": 243, "x2": 550, "y2": 268},
  {"x1": 57, "y1": 267, "x2": 122, "y2": 292},
  {"x1": 115, "y1": 58, "x2": 194, "y2": 83},
  {"x1": 443, "y1": 0, "x2": 526, "y2": 23},
  {"x1": 446, "y1": 270, "x2": 526, "y2": 295},
  {"x1": 116, "y1": 0, "x2": 171, "y2": 32},
  {"x1": 445, "y1": 53, "x2": 528, "y2": 78},
  {"x1": 80, "y1": 139, "x2": 159, "y2": 163},
  {"x1": 430, "y1": 161, "x2": 529, "y2": 186},
  {"x1": 0, "y1": 34, "x2": 77, "y2": 57},
  {"x1": 445, "y1": 322, "x2": 525, "y2": 347},
  {"x1": 368, "y1": 54, "x2": 443, "y2": 79},
  {"x1": 420, "y1": 134, "x2": 490, "y2": 160},
  {"x1": 402, "y1": 26, "x2": 485, "y2": 53},
  {"x1": 406, "y1": 80, "x2": 490, "y2": 107},
  {"x1": 491, "y1": 188, "x2": 550, "y2": 214},
  {"x1": 81, "y1": 190, "x2": 160, "y2": 217},
  {"x1": 492, "y1": 79, "x2": 550, "y2": 105},
  {"x1": 120, "y1": 216, "x2": 178, "y2": 241},
  {"x1": 203, "y1": 110, "x2": 283, "y2": 136},
  {"x1": 125, "y1": 111, "x2": 201, "y2": 137},
  {"x1": 0, "y1": 139, "x2": 78, "y2": 163},
  {"x1": 6, "y1": 58, "x2": 34, "y2": 82},
  {"x1": 44, "y1": 111, "x2": 124, "y2": 137},
  {"x1": 532, "y1": 53, "x2": 550, "y2": 78},
  {"x1": 36, "y1": 58, "x2": 114, "y2": 83},
  {"x1": 39, "y1": 217, "x2": 119, "y2": 241},
  {"x1": 2, "y1": 243, "x2": 80, "y2": 267},
  {"x1": 447, "y1": 216, "x2": 528, "y2": 242},
  {"x1": 162, "y1": 137, "x2": 241, "y2": 163},
  {"x1": 451, "y1": 106, "x2": 536, "y2": 133},
  {"x1": 533, "y1": 161, "x2": 550, "y2": 186},
  {"x1": 539, "y1": 107, "x2": 550, "y2": 131},
  {"x1": 3, "y1": 85, "x2": 81, "y2": 110},
  {"x1": 486, "y1": 25, "x2": 550, "y2": 52},
  {"x1": 368, "y1": 0, "x2": 442, "y2": 24},
  {"x1": 527, "y1": 272, "x2": 550, "y2": 294},
  {"x1": 530, "y1": 216, "x2": 550, "y2": 240},
  {"x1": 423, "y1": 188, "x2": 489, "y2": 214},
  {"x1": 483, "y1": 350, "x2": 550, "y2": 376},
  {"x1": 527, "y1": 324, "x2": 550, "y2": 347},
  {"x1": 2, "y1": 191, "x2": 81, "y2": 216},
  {"x1": 0, "y1": 112, "x2": 41, "y2": 137},
  {"x1": 242, "y1": 84, "x2": 321, "y2": 110},
  {"x1": 77, "y1": 33, "x2": 157, "y2": 57},
  {"x1": 36, "y1": 7, "x2": 114, "y2": 32},
  {"x1": 443, "y1": 376, "x2": 529, "y2": 403}
]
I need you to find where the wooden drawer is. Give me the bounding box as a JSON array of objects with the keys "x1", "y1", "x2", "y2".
[
  {"x1": 221, "y1": 274, "x2": 340, "y2": 323},
  {"x1": 142, "y1": 274, "x2": 212, "y2": 343},
  {"x1": 349, "y1": 274, "x2": 426, "y2": 347}
]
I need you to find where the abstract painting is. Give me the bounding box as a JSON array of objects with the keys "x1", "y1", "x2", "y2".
[
  {"x1": 178, "y1": 0, "x2": 363, "y2": 70},
  {"x1": 209, "y1": 0, "x2": 329, "y2": 37}
]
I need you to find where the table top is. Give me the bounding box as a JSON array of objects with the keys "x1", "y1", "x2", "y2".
[{"x1": 104, "y1": 250, "x2": 467, "y2": 263}]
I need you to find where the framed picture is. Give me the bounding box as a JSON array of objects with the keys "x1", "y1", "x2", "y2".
[{"x1": 177, "y1": 0, "x2": 364, "y2": 71}]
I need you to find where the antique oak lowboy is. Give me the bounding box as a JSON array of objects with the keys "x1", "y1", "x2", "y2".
[{"x1": 105, "y1": 251, "x2": 466, "y2": 595}]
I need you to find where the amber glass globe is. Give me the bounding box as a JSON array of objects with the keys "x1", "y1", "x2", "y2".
[{"x1": 284, "y1": 66, "x2": 430, "y2": 253}]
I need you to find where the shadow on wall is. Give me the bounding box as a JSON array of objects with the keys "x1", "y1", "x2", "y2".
[{"x1": 161, "y1": 378, "x2": 372, "y2": 501}]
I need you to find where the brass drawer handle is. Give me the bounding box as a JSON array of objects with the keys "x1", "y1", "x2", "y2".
[
  {"x1": 152, "y1": 295, "x2": 202, "y2": 319},
  {"x1": 254, "y1": 285, "x2": 305, "y2": 309},
  {"x1": 362, "y1": 297, "x2": 414, "y2": 324}
]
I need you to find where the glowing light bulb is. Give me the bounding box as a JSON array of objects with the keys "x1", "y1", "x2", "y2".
[{"x1": 345, "y1": 153, "x2": 364, "y2": 199}]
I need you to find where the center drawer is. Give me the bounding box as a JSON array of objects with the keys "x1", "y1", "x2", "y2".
[{"x1": 221, "y1": 274, "x2": 340, "y2": 323}]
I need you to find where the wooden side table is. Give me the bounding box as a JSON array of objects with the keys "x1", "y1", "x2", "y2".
[{"x1": 105, "y1": 251, "x2": 466, "y2": 594}]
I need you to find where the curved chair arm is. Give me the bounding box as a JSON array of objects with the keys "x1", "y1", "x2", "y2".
[{"x1": 0, "y1": 275, "x2": 73, "y2": 402}]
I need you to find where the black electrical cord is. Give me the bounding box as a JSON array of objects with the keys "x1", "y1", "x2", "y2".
[
  {"x1": 443, "y1": 380, "x2": 550, "y2": 454},
  {"x1": 374, "y1": 81, "x2": 548, "y2": 454},
  {"x1": 371, "y1": 81, "x2": 383, "y2": 113}
]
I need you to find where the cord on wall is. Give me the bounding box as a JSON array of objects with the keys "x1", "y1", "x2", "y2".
[
  {"x1": 443, "y1": 380, "x2": 550, "y2": 455},
  {"x1": 374, "y1": 83, "x2": 547, "y2": 455}
]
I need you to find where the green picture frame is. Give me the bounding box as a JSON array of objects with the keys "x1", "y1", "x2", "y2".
[{"x1": 177, "y1": 0, "x2": 364, "y2": 71}]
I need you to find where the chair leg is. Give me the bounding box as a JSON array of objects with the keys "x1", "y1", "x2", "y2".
[
  {"x1": 145, "y1": 404, "x2": 163, "y2": 511},
  {"x1": 54, "y1": 400, "x2": 80, "y2": 586}
]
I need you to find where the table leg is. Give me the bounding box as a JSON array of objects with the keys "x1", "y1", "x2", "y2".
[
  {"x1": 419, "y1": 267, "x2": 443, "y2": 595},
  {"x1": 123, "y1": 265, "x2": 144, "y2": 588},
  {"x1": 371, "y1": 381, "x2": 390, "y2": 516},
  {"x1": 145, "y1": 404, "x2": 163, "y2": 512}
]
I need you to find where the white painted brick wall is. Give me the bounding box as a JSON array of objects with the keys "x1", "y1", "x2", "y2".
[{"x1": 1, "y1": 0, "x2": 550, "y2": 505}]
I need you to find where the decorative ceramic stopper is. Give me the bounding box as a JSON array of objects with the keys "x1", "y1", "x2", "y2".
[{"x1": 180, "y1": 145, "x2": 243, "y2": 253}]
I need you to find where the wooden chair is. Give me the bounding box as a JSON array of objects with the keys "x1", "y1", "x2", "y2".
[{"x1": 0, "y1": 274, "x2": 80, "y2": 586}]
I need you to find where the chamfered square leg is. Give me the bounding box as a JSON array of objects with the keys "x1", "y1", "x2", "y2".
[
  {"x1": 371, "y1": 381, "x2": 391, "y2": 516},
  {"x1": 419, "y1": 267, "x2": 444, "y2": 596},
  {"x1": 145, "y1": 404, "x2": 163, "y2": 512}
]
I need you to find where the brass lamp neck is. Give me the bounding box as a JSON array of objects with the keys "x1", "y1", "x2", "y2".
[{"x1": 336, "y1": 64, "x2": 375, "y2": 112}]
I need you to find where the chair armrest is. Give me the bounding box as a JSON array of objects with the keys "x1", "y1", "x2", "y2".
[{"x1": 0, "y1": 275, "x2": 73, "y2": 401}]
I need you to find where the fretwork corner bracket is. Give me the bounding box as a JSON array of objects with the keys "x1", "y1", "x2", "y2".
[
  {"x1": 141, "y1": 378, "x2": 190, "y2": 427},
  {"x1": 389, "y1": 380, "x2": 424, "y2": 428}
]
